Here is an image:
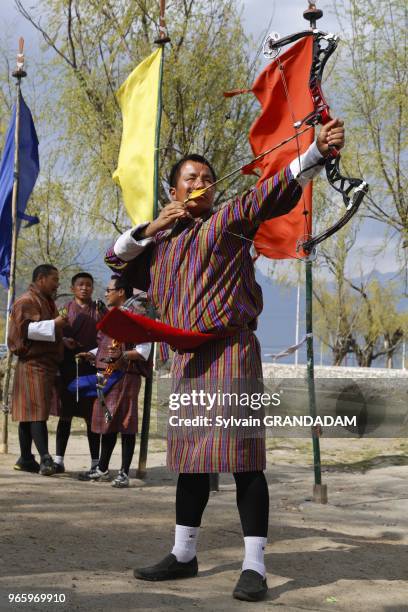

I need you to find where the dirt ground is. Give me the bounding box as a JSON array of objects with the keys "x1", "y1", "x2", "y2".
[{"x1": 1, "y1": 419, "x2": 408, "y2": 612}]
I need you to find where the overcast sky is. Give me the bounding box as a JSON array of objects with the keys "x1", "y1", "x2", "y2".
[
  {"x1": 2, "y1": 0, "x2": 340, "y2": 67},
  {"x1": 241, "y1": 0, "x2": 338, "y2": 43}
]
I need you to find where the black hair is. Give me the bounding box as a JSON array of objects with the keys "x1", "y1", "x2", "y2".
[
  {"x1": 71, "y1": 272, "x2": 94, "y2": 286},
  {"x1": 111, "y1": 275, "x2": 133, "y2": 300},
  {"x1": 169, "y1": 154, "x2": 217, "y2": 188},
  {"x1": 32, "y1": 264, "x2": 58, "y2": 282}
]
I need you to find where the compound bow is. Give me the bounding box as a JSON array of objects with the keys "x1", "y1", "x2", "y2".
[{"x1": 262, "y1": 28, "x2": 368, "y2": 254}]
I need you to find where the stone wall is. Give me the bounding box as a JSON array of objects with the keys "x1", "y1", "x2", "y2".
[{"x1": 262, "y1": 363, "x2": 408, "y2": 379}]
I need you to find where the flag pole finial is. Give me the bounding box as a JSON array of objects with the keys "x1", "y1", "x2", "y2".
[
  {"x1": 12, "y1": 37, "x2": 27, "y2": 79},
  {"x1": 303, "y1": 2, "x2": 323, "y2": 29}
]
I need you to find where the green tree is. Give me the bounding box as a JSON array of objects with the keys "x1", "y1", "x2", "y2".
[
  {"x1": 313, "y1": 230, "x2": 360, "y2": 366},
  {"x1": 350, "y1": 279, "x2": 407, "y2": 368},
  {"x1": 333, "y1": 0, "x2": 408, "y2": 277},
  {"x1": 16, "y1": 0, "x2": 257, "y2": 233},
  {"x1": 16, "y1": 158, "x2": 99, "y2": 294},
  {"x1": 313, "y1": 228, "x2": 407, "y2": 367}
]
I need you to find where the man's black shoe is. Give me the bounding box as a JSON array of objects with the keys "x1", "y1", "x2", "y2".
[
  {"x1": 39, "y1": 454, "x2": 56, "y2": 476},
  {"x1": 133, "y1": 554, "x2": 198, "y2": 581},
  {"x1": 53, "y1": 462, "x2": 65, "y2": 474},
  {"x1": 233, "y1": 570, "x2": 268, "y2": 602},
  {"x1": 77, "y1": 467, "x2": 97, "y2": 481},
  {"x1": 14, "y1": 455, "x2": 40, "y2": 474}
]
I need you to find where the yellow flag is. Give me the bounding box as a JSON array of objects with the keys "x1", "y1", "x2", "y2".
[{"x1": 113, "y1": 48, "x2": 162, "y2": 224}]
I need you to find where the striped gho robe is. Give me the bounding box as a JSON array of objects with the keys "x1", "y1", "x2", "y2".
[
  {"x1": 8, "y1": 284, "x2": 64, "y2": 422},
  {"x1": 92, "y1": 297, "x2": 153, "y2": 435},
  {"x1": 91, "y1": 332, "x2": 142, "y2": 435},
  {"x1": 106, "y1": 163, "x2": 310, "y2": 472},
  {"x1": 51, "y1": 299, "x2": 102, "y2": 420}
]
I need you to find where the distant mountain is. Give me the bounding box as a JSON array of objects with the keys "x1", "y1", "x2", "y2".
[
  {"x1": 255, "y1": 267, "x2": 407, "y2": 367},
  {"x1": 255, "y1": 270, "x2": 307, "y2": 365}
]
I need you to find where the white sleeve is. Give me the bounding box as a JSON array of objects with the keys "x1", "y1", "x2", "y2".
[
  {"x1": 114, "y1": 222, "x2": 154, "y2": 262},
  {"x1": 134, "y1": 342, "x2": 152, "y2": 361},
  {"x1": 27, "y1": 320, "x2": 56, "y2": 342},
  {"x1": 89, "y1": 348, "x2": 98, "y2": 356},
  {"x1": 290, "y1": 141, "x2": 325, "y2": 188}
]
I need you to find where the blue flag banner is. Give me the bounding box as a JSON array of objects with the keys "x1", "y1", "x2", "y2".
[
  {"x1": 0, "y1": 93, "x2": 40, "y2": 288},
  {"x1": 67, "y1": 370, "x2": 125, "y2": 398}
]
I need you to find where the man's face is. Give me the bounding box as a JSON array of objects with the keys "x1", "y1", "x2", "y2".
[
  {"x1": 37, "y1": 270, "x2": 60, "y2": 299},
  {"x1": 71, "y1": 277, "x2": 94, "y2": 302},
  {"x1": 170, "y1": 161, "x2": 215, "y2": 217},
  {"x1": 104, "y1": 279, "x2": 125, "y2": 308}
]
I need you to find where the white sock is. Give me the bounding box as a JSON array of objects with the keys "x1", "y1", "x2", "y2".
[
  {"x1": 54, "y1": 455, "x2": 64, "y2": 466},
  {"x1": 171, "y1": 524, "x2": 199, "y2": 563},
  {"x1": 242, "y1": 536, "x2": 267, "y2": 577},
  {"x1": 91, "y1": 459, "x2": 99, "y2": 468}
]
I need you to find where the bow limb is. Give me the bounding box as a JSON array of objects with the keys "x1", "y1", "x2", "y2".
[{"x1": 302, "y1": 178, "x2": 368, "y2": 253}]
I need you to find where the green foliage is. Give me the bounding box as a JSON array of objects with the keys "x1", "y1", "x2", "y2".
[
  {"x1": 313, "y1": 227, "x2": 406, "y2": 367},
  {"x1": 16, "y1": 0, "x2": 257, "y2": 231},
  {"x1": 333, "y1": 0, "x2": 408, "y2": 252},
  {"x1": 306, "y1": 0, "x2": 407, "y2": 365}
]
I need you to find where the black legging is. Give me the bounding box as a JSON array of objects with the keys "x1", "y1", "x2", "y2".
[
  {"x1": 98, "y1": 433, "x2": 136, "y2": 474},
  {"x1": 98, "y1": 433, "x2": 117, "y2": 472},
  {"x1": 56, "y1": 417, "x2": 100, "y2": 461},
  {"x1": 176, "y1": 471, "x2": 269, "y2": 537},
  {"x1": 55, "y1": 418, "x2": 71, "y2": 456},
  {"x1": 121, "y1": 434, "x2": 136, "y2": 475},
  {"x1": 18, "y1": 421, "x2": 49, "y2": 459}
]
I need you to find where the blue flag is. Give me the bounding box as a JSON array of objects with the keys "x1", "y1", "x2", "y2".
[
  {"x1": 67, "y1": 370, "x2": 125, "y2": 398},
  {"x1": 0, "y1": 93, "x2": 40, "y2": 288}
]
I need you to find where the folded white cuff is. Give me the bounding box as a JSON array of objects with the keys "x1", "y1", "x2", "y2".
[
  {"x1": 290, "y1": 141, "x2": 325, "y2": 188},
  {"x1": 134, "y1": 342, "x2": 152, "y2": 361},
  {"x1": 27, "y1": 320, "x2": 56, "y2": 342},
  {"x1": 114, "y1": 223, "x2": 153, "y2": 261}
]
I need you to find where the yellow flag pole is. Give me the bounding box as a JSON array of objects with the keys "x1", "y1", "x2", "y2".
[{"x1": 137, "y1": 1, "x2": 170, "y2": 479}]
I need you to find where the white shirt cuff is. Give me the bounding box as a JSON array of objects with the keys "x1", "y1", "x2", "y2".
[
  {"x1": 290, "y1": 141, "x2": 325, "y2": 188},
  {"x1": 134, "y1": 342, "x2": 152, "y2": 361},
  {"x1": 89, "y1": 348, "x2": 98, "y2": 356},
  {"x1": 114, "y1": 223, "x2": 153, "y2": 262},
  {"x1": 27, "y1": 320, "x2": 56, "y2": 342}
]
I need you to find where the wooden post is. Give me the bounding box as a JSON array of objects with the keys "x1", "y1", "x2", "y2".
[{"x1": 209, "y1": 473, "x2": 219, "y2": 492}]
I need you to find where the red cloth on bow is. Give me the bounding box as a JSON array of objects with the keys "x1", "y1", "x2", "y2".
[
  {"x1": 97, "y1": 307, "x2": 228, "y2": 351},
  {"x1": 244, "y1": 36, "x2": 315, "y2": 259}
]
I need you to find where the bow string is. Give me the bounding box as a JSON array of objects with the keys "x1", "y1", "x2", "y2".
[{"x1": 264, "y1": 29, "x2": 369, "y2": 253}]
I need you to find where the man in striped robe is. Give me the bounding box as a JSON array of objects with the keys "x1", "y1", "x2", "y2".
[
  {"x1": 51, "y1": 272, "x2": 103, "y2": 474},
  {"x1": 8, "y1": 264, "x2": 67, "y2": 476},
  {"x1": 105, "y1": 119, "x2": 345, "y2": 601},
  {"x1": 77, "y1": 277, "x2": 152, "y2": 487}
]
